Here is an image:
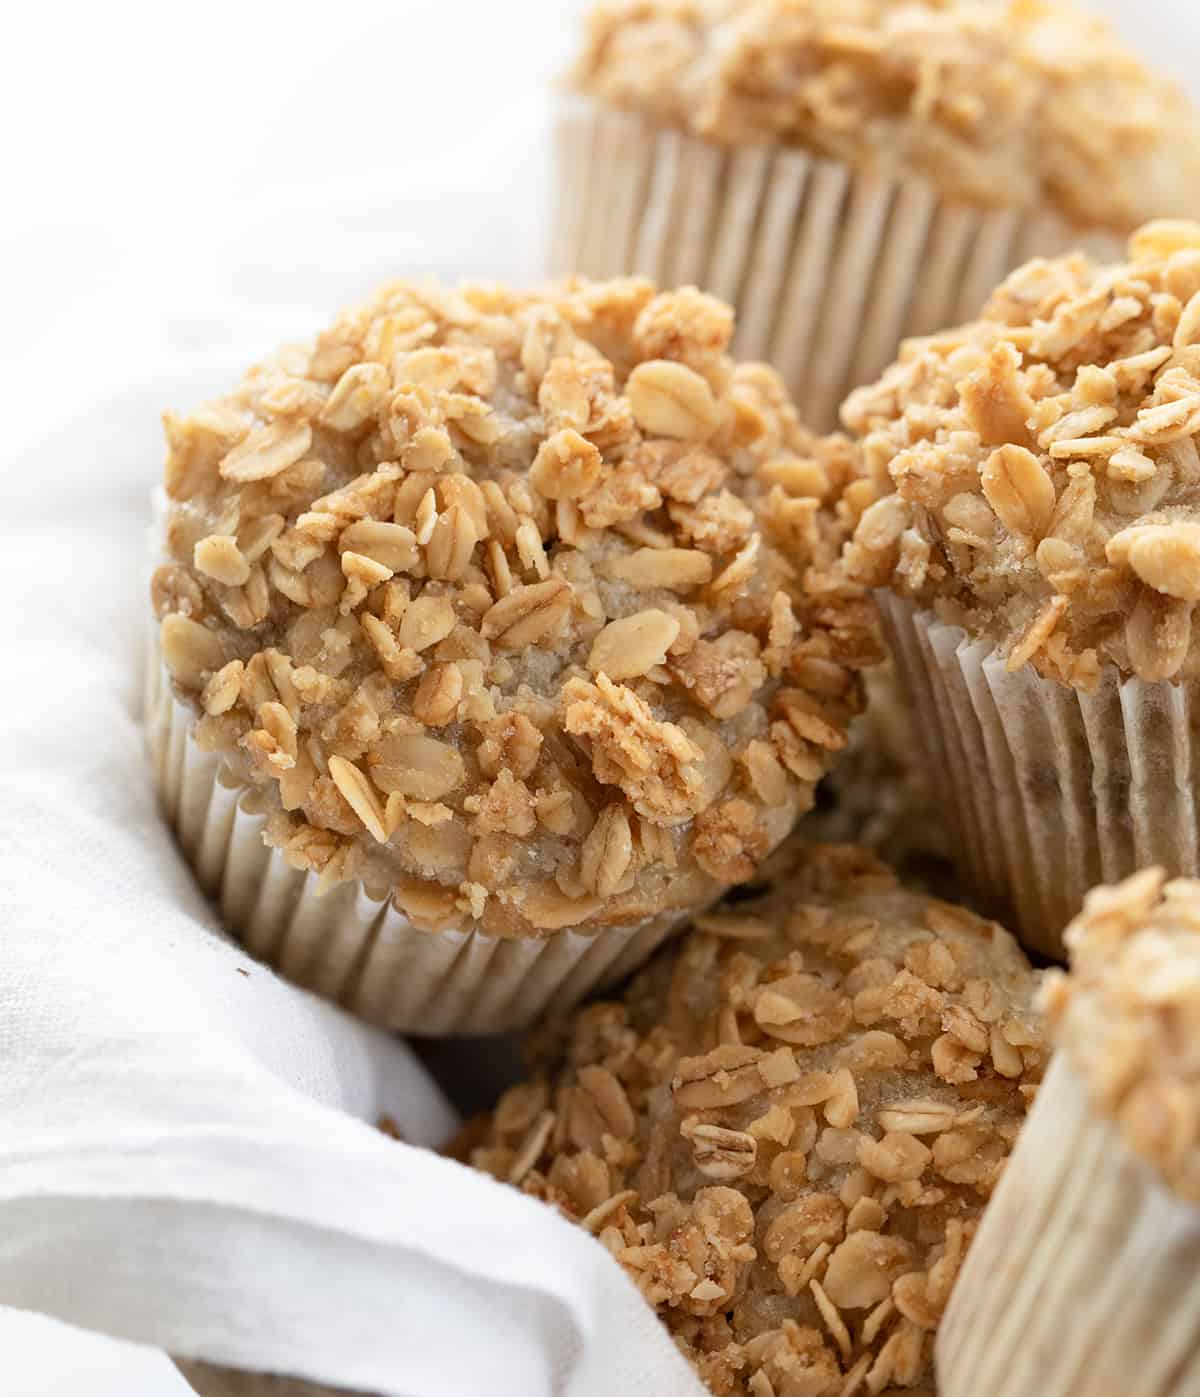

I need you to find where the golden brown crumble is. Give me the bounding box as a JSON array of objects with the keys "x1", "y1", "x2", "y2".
[
  {"x1": 154, "y1": 279, "x2": 879, "y2": 937},
  {"x1": 842, "y1": 221, "x2": 1200, "y2": 687},
  {"x1": 1044, "y1": 868, "x2": 1200, "y2": 1201},
  {"x1": 470, "y1": 843, "x2": 1045, "y2": 1391},
  {"x1": 573, "y1": 1, "x2": 1200, "y2": 233}
]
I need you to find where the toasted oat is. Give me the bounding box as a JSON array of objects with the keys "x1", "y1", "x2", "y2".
[
  {"x1": 469, "y1": 842, "x2": 1046, "y2": 1396},
  {"x1": 626, "y1": 360, "x2": 719, "y2": 440},
  {"x1": 842, "y1": 223, "x2": 1200, "y2": 686},
  {"x1": 161, "y1": 614, "x2": 225, "y2": 689},
  {"x1": 154, "y1": 277, "x2": 878, "y2": 935},
  {"x1": 572, "y1": 0, "x2": 1200, "y2": 232},
  {"x1": 1046, "y1": 869, "x2": 1200, "y2": 1201},
  {"x1": 587, "y1": 609, "x2": 680, "y2": 681}
]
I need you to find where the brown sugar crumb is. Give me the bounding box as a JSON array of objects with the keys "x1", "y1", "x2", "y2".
[
  {"x1": 1046, "y1": 869, "x2": 1200, "y2": 1201},
  {"x1": 572, "y1": 0, "x2": 1200, "y2": 233},
  {"x1": 842, "y1": 222, "x2": 1200, "y2": 687},
  {"x1": 469, "y1": 842, "x2": 1046, "y2": 1391},
  {"x1": 154, "y1": 279, "x2": 880, "y2": 937}
]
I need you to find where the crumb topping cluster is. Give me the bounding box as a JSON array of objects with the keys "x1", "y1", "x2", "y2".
[
  {"x1": 572, "y1": 0, "x2": 1200, "y2": 232},
  {"x1": 842, "y1": 222, "x2": 1200, "y2": 688},
  {"x1": 470, "y1": 843, "x2": 1045, "y2": 1392},
  {"x1": 1045, "y1": 867, "x2": 1200, "y2": 1202},
  {"x1": 153, "y1": 279, "x2": 878, "y2": 938}
]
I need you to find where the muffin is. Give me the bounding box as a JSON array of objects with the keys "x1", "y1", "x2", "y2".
[
  {"x1": 554, "y1": 0, "x2": 1200, "y2": 431},
  {"x1": 939, "y1": 868, "x2": 1200, "y2": 1396},
  {"x1": 146, "y1": 277, "x2": 879, "y2": 1034},
  {"x1": 468, "y1": 842, "x2": 1047, "y2": 1393},
  {"x1": 842, "y1": 220, "x2": 1200, "y2": 955}
]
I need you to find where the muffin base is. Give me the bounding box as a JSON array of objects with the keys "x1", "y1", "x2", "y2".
[
  {"x1": 937, "y1": 1053, "x2": 1200, "y2": 1396},
  {"x1": 551, "y1": 96, "x2": 1121, "y2": 432},
  {"x1": 879, "y1": 592, "x2": 1200, "y2": 959},
  {"x1": 145, "y1": 644, "x2": 689, "y2": 1035}
]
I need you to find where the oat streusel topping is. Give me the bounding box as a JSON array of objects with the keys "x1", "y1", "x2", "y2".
[
  {"x1": 153, "y1": 280, "x2": 879, "y2": 938},
  {"x1": 471, "y1": 843, "x2": 1045, "y2": 1391},
  {"x1": 573, "y1": 0, "x2": 1200, "y2": 233},
  {"x1": 842, "y1": 221, "x2": 1200, "y2": 688},
  {"x1": 1045, "y1": 868, "x2": 1200, "y2": 1202}
]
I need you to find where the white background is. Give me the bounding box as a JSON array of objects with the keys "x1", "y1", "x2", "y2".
[{"x1": 3, "y1": 1, "x2": 1199, "y2": 1392}]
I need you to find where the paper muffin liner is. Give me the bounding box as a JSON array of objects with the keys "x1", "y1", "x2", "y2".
[
  {"x1": 550, "y1": 95, "x2": 1122, "y2": 432},
  {"x1": 144, "y1": 634, "x2": 691, "y2": 1035},
  {"x1": 878, "y1": 591, "x2": 1200, "y2": 959},
  {"x1": 937, "y1": 1053, "x2": 1200, "y2": 1396}
]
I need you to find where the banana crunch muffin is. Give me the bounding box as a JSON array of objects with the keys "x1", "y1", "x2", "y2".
[
  {"x1": 469, "y1": 843, "x2": 1046, "y2": 1393},
  {"x1": 845, "y1": 220, "x2": 1200, "y2": 688},
  {"x1": 573, "y1": 0, "x2": 1200, "y2": 234},
  {"x1": 150, "y1": 276, "x2": 878, "y2": 1026},
  {"x1": 939, "y1": 869, "x2": 1200, "y2": 1396},
  {"x1": 837, "y1": 221, "x2": 1200, "y2": 949}
]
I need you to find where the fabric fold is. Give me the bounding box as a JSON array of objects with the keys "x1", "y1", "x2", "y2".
[{"x1": 0, "y1": 356, "x2": 704, "y2": 1397}]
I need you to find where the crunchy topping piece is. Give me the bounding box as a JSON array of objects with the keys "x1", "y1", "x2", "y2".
[
  {"x1": 587, "y1": 609, "x2": 680, "y2": 680},
  {"x1": 470, "y1": 843, "x2": 1046, "y2": 1393},
  {"x1": 843, "y1": 224, "x2": 1200, "y2": 685},
  {"x1": 685, "y1": 1121, "x2": 758, "y2": 1182},
  {"x1": 1047, "y1": 870, "x2": 1200, "y2": 1201},
  {"x1": 218, "y1": 421, "x2": 312, "y2": 483},
  {"x1": 481, "y1": 579, "x2": 571, "y2": 649},
  {"x1": 563, "y1": 674, "x2": 704, "y2": 825},
  {"x1": 626, "y1": 360, "x2": 719, "y2": 440},
  {"x1": 327, "y1": 756, "x2": 388, "y2": 844},
  {"x1": 530, "y1": 428, "x2": 604, "y2": 500},
  {"x1": 160, "y1": 614, "x2": 224, "y2": 689},
  {"x1": 155, "y1": 277, "x2": 876, "y2": 935},
  {"x1": 573, "y1": 0, "x2": 1200, "y2": 232},
  {"x1": 981, "y1": 444, "x2": 1055, "y2": 543},
  {"x1": 579, "y1": 804, "x2": 634, "y2": 898}
]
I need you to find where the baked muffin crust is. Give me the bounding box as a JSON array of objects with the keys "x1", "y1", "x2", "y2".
[
  {"x1": 470, "y1": 843, "x2": 1046, "y2": 1391},
  {"x1": 1045, "y1": 867, "x2": 1200, "y2": 1201},
  {"x1": 153, "y1": 279, "x2": 878, "y2": 939},
  {"x1": 843, "y1": 222, "x2": 1200, "y2": 688},
  {"x1": 572, "y1": 0, "x2": 1200, "y2": 232}
]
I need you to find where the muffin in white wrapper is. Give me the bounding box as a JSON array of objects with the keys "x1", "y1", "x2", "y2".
[
  {"x1": 145, "y1": 640, "x2": 688, "y2": 1035},
  {"x1": 878, "y1": 593, "x2": 1200, "y2": 955},
  {"x1": 843, "y1": 222, "x2": 1200, "y2": 958},
  {"x1": 465, "y1": 842, "x2": 1048, "y2": 1396},
  {"x1": 938, "y1": 870, "x2": 1200, "y2": 1396},
  {"x1": 550, "y1": 0, "x2": 1200, "y2": 429},
  {"x1": 148, "y1": 276, "x2": 879, "y2": 1035}
]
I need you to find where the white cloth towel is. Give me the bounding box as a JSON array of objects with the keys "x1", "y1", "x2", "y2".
[
  {"x1": 5, "y1": 1, "x2": 1197, "y2": 1390},
  {"x1": 0, "y1": 346, "x2": 705, "y2": 1396}
]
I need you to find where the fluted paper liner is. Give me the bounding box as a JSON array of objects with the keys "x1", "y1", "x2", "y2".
[
  {"x1": 551, "y1": 96, "x2": 1122, "y2": 432},
  {"x1": 937, "y1": 1054, "x2": 1200, "y2": 1396},
  {"x1": 144, "y1": 640, "x2": 686, "y2": 1036},
  {"x1": 879, "y1": 592, "x2": 1200, "y2": 958}
]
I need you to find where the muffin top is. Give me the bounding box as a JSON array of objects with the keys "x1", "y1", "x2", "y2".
[
  {"x1": 842, "y1": 222, "x2": 1200, "y2": 688},
  {"x1": 470, "y1": 843, "x2": 1046, "y2": 1392},
  {"x1": 571, "y1": 0, "x2": 1200, "y2": 232},
  {"x1": 153, "y1": 278, "x2": 878, "y2": 939},
  {"x1": 1046, "y1": 867, "x2": 1200, "y2": 1202}
]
